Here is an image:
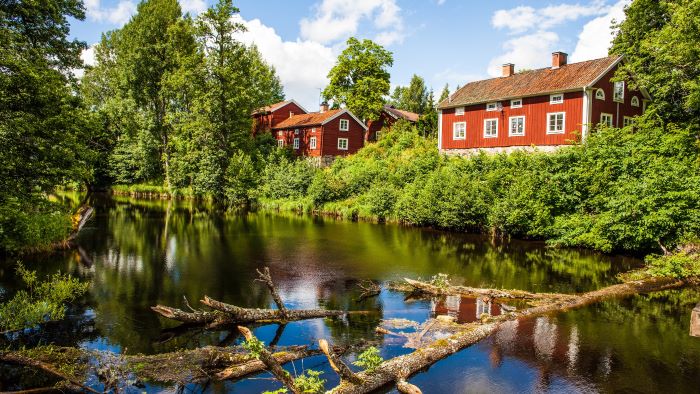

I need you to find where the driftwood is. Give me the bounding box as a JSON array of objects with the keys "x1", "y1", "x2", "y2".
[
  {"x1": 238, "y1": 326, "x2": 300, "y2": 394},
  {"x1": 0, "y1": 351, "x2": 100, "y2": 394},
  {"x1": 356, "y1": 280, "x2": 381, "y2": 302},
  {"x1": 319, "y1": 339, "x2": 362, "y2": 384},
  {"x1": 256, "y1": 267, "x2": 290, "y2": 319},
  {"x1": 402, "y1": 278, "x2": 575, "y2": 301}
]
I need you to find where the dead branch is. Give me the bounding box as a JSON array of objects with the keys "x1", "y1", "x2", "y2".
[
  {"x1": 402, "y1": 278, "x2": 576, "y2": 301},
  {"x1": 319, "y1": 339, "x2": 362, "y2": 384},
  {"x1": 238, "y1": 326, "x2": 300, "y2": 394},
  {"x1": 396, "y1": 379, "x2": 422, "y2": 394},
  {"x1": 256, "y1": 267, "x2": 289, "y2": 319},
  {"x1": 215, "y1": 346, "x2": 320, "y2": 381},
  {"x1": 356, "y1": 280, "x2": 381, "y2": 302},
  {"x1": 0, "y1": 352, "x2": 100, "y2": 394}
]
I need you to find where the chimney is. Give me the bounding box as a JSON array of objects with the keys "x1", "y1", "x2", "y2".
[
  {"x1": 502, "y1": 63, "x2": 514, "y2": 77},
  {"x1": 552, "y1": 51, "x2": 568, "y2": 69},
  {"x1": 320, "y1": 101, "x2": 329, "y2": 113}
]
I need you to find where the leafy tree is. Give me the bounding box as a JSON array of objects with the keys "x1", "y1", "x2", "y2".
[
  {"x1": 611, "y1": 0, "x2": 700, "y2": 124},
  {"x1": 418, "y1": 89, "x2": 438, "y2": 137},
  {"x1": 323, "y1": 37, "x2": 393, "y2": 122},
  {"x1": 438, "y1": 84, "x2": 450, "y2": 104}
]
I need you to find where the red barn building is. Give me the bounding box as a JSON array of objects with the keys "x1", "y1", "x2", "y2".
[
  {"x1": 437, "y1": 52, "x2": 650, "y2": 154},
  {"x1": 366, "y1": 105, "x2": 420, "y2": 141},
  {"x1": 252, "y1": 99, "x2": 308, "y2": 135},
  {"x1": 272, "y1": 103, "x2": 367, "y2": 162}
]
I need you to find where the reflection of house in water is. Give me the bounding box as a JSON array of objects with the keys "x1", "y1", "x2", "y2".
[
  {"x1": 432, "y1": 296, "x2": 503, "y2": 323},
  {"x1": 692, "y1": 303, "x2": 700, "y2": 338}
]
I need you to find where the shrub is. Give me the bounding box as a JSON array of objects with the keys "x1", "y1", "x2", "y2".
[{"x1": 353, "y1": 346, "x2": 383, "y2": 373}]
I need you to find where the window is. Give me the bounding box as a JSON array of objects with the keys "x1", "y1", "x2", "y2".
[
  {"x1": 339, "y1": 119, "x2": 349, "y2": 131},
  {"x1": 311, "y1": 127, "x2": 316, "y2": 133},
  {"x1": 294, "y1": 129, "x2": 299, "y2": 135},
  {"x1": 623, "y1": 116, "x2": 634, "y2": 127},
  {"x1": 484, "y1": 118, "x2": 498, "y2": 138},
  {"x1": 613, "y1": 81, "x2": 625, "y2": 102},
  {"x1": 631, "y1": 96, "x2": 640, "y2": 107},
  {"x1": 289, "y1": 111, "x2": 294, "y2": 118},
  {"x1": 510, "y1": 99, "x2": 522, "y2": 108},
  {"x1": 293, "y1": 138, "x2": 300, "y2": 149},
  {"x1": 337, "y1": 138, "x2": 348, "y2": 150},
  {"x1": 277, "y1": 131, "x2": 283, "y2": 136},
  {"x1": 476, "y1": 298, "x2": 491, "y2": 318},
  {"x1": 453, "y1": 122, "x2": 466, "y2": 140},
  {"x1": 455, "y1": 106, "x2": 465, "y2": 116},
  {"x1": 310, "y1": 136, "x2": 317, "y2": 149},
  {"x1": 509, "y1": 116, "x2": 525, "y2": 136},
  {"x1": 595, "y1": 89, "x2": 605, "y2": 100},
  {"x1": 600, "y1": 113, "x2": 613, "y2": 127},
  {"x1": 277, "y1": 139, "x2": 284, "y2": 147},
  {"x1": 550, "y1": 94, "x2": 564, "y2": 104},
  {"x1": 486, "y1": 102, "x2": 498, "y2": 111},
  {"x1": 547, "y1": 112, "x2": 565, "y2": 134}
]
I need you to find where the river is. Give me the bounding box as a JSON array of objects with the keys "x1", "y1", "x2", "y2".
[{"x1": 1, "y1": 194, "x2": 700, "y2": 393}]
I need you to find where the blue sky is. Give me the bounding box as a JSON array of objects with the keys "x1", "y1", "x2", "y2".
[{"x1": 73, "y1": 0, "x2": 629, "y2": 109}]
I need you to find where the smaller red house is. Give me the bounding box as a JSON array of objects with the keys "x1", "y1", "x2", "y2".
[
  {"x1": 272, "y1": 103, "x2": 367, "y2": 162},
  {"x1": 252, "y1": 99, "x2": 308, "y2": 135},
  {"x1": 366, "y1": 105, "x2": 420, "y2": 141}
]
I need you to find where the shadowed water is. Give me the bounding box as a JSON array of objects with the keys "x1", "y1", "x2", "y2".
[{"x1": 1, "y1": 194, "x2": 699, "y2": 393}]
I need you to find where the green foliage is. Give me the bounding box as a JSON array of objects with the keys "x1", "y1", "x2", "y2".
[
  {"x1": 293, "y1": 369, "x2": 325, "y2": 393},
  {"x1": 0, "y1": 199, "x2": 73, "y2": 253},
  {"x1": 261, "y1": 157, "x2": 318, "y2": 200},
  {"x1": 646, "y1": 244, "x2": 700, "y2": 279},
  {"x1": 241, "y1": 337, "x2": 265, "y2": 359},
  {"x1": 263, "y1": 389, "x2": 288, "y2": 394},
  {"x1": 429, "y1": 273, "x2": 450, "y2": 290},
  {"x1": 0, "y1": 263, "x2": 89, "y2": 332},
  {"x1": 353, "y1": 347, "x2": 383, "y2": 373},
  {"x1": 323, "y1": 37, "x2": 393, "y2": 122},
  {"x1": 390, "y1": 74, "x2": 429, "y2": 115}
]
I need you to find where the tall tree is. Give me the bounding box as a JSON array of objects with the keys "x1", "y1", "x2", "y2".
[
  {"x1": 611, "y1": 0, "x2": 700, "y2": 124},
  {"x1": 418, "y1": 89, "x2": 438, "y2": 138},
  {"x1": 438, "y1": 84, "x2": 450, "y2": 104},
  {"x1": 402, "y1": 74, "x2": 429, "y2": 114},
  {"x1": 323, "y1": 38, "x2": 393, "y2": 122}
]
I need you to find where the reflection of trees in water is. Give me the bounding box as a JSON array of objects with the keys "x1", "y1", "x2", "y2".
[
  {"x1": 318, "y1": 279, "x2": 383, "y2": 346},
  {"x1": 485, "y1": 288, "x2": 700, "y2": 393}
]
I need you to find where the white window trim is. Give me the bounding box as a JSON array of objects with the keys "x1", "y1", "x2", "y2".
[
  {"x1": 339, "y1": 119, "x2": 350, "y2": 131},
  {"x1": 600, "y1": 113, "x2": 613, "y2": 127},
  {"x1": 309, "y1": 136, "x2": 317, "y2": 149},
  {"x1": 595, "y1": 89, "x2": 605, "y2": 100},
  {"x1": 455, "y1": 106, "x2": 465, "y2": 116},
  {"x1": 550, "y1": 94, "x2": 564, "y2": 104},
  {"x1": 486, "y1": 102, "x2": 498, "y2": 111},
  {"x1": 277, "y1": 139, "x2": 284, "y2": 147},
  {"x1": 293, "y1": 138, "x2": 300, "y2": 149},
  {"x1": 311, "y1": 127, "x2": 316, "y2": 133},
  {"x1": 631, "y1": 96, "x2": 640, "y2": 107},
  {"x1": 337, "y1": 137, "x2": 348, "y2": 150},
  {"x1": 510, "y1": 99, "x2": 522, "y2": 108},
  {"x1": 623, "y1": 116, "x2": 635, "y2": 127},
  {"x1": 508, "y1": 116, "x2": 525, "y2": 137},
  {"x1": 613, "y1": 81, "x2": 625, "y2": 103},
  {"x1": 546, "y1": 112, "x2": 566, "y2": 134},
  {"x1": 294, "y1": 128, "x2": 299, "y2": 135},
  {"x1": 453, "y1": 121, "x2": 466, "y2": 140},
  {"x1": 483, "y1": 118, "x2": 498, "y2": 138}
]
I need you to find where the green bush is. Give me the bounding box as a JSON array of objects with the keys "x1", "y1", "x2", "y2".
[
  {"x1": 353, "y1": 346, "x2": 383, "y2": 373},
  {"x1": 0, "y1": 199, "x2": 73, "y2": 253}
]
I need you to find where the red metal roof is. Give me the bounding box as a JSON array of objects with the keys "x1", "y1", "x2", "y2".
[
  {"x1": 438, "y1": 56, "x2": 621, "y2": 109},
  {"x1": 272, "y1": 109, "x2": 344, "y2": 129}
]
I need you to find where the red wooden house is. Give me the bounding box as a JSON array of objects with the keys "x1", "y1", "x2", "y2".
[
  {"x1": 272, "y1": 103, "x2": 368, "y2": 160},
  {"x1": 366, "y1": 105, "x2": 420, "y2": 141},
  {"x1": 252, "y1": 99, "x2": 308, "y2": 135},
  {"x1": 437, "y1": 52, "x2": 650, "y2": 154}
]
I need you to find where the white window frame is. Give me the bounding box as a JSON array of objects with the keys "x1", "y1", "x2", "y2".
[
  {"x1": 613, "y1": 81, "x2": 625, "y2": 103},
  {"x1": 455, "y1": 106, "x2": 465, "y2": 116},
  {"x1": 623, "y1": 116, "x2": 634, "y2": 127},
  {"x1": 339, "y1": 119, "x2": 350, "y2": 131},
  {"x1": 453, "y1": 122, "x2": 466, "y2": 140},
  {"x1": 309, "y1": 136, "x2": 317, "y2": 149},
  {"x1": 277, "y1": 131, "x2": 283, "y2": 136},
  {"x1": 311, "y1": 127, "x2": 316, "y2": 133},
  {"x1": 486, "y1": 102, "x2": 498, "y2": 111},
  {"x1": 550, "y1": 94, "x2": 564, "y2": 104},
  {"x1": 483, "y1": 118, "x2": 498, "y2": 138},
  {"x1": 277, "y1": 139, "x2": 284, "y2": 147},
  {"x1": 631, "y1": 96, "x2": 640, "y2": 107},
  {"x1": 595, "y1": 89, "x2": 605, "y2": 100},
  {"x1": 546, "y1": 112, "x2": 566, "y2": 134},
  {"x1": 600, "y1": 113, "x2": 613, "y2": 127},
  {"x1": 508, "y1": 116, "x2": 525, "y2": 137},
  {"x1": 337, "y1": 137, "x2": 348, "y2": 150},
  {"x1": 294, "y1": 128, "x2": 299, "y2": 135},
  {"x1": 293, "y1": 138, "x2": 300, "y2": 149},
  {"x1": 510, "y1": 98, "x2": 522, "y2": 108}
]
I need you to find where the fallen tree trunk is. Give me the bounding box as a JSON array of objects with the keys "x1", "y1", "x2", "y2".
[
  {"x1": 402, "y1": 278, "x2": 575, "y2": 301},
  {"x1": 330, "y1": 275, "x2": 694, "y2": 393},
  {"x1": 0, "y1": 351, "x2": 100, "y2": 394}
]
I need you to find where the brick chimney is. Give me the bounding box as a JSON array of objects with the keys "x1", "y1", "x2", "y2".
[
  {"x1": 320, "y1": 101, "x2": 329, "y2": 113},
  {"x1": 552, "y1": 51, "x2": 568, "y2": 69},
  {"x1": 502, "y1": 63, "x2": 515, "y2": 77}
]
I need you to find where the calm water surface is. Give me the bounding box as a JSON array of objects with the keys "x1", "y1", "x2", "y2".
[{"x1": 1, "y1": 195, "x2": 699, "y2": 393}]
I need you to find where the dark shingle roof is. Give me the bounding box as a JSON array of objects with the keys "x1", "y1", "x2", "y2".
[{"x1": 438, "y1": 56, "x2": 620, "y2": 109}]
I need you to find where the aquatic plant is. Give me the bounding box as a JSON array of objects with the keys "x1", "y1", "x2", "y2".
[{"x1": 353, "y1": 346, "x2": 383, "y2": 373}]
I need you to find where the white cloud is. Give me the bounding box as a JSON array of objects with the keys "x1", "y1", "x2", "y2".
[
  {"x1": 432, "y1": 69, "x2": 483, "y2": 91},
  {"x1": 73, "y1": 44, "x2": 97, "y2": 79},
  {"x1": 492, "y1": 1, "x2": 608, "y2": 34},
  {"x1": 84, "y1": 0, "x2": 136, "y2": 26},
  {"x1": 299, "y1": 0, "x2": 404, "y2": 45},
  {"x1": 571, "y1": 0, "x2": 629, "y2": 62},
  {"x1": 487, "y1": 31, "x2": 560, "y2": 77},
  {"x1": 180, "y1": 0, "x2": 207, "y2": 15},
  {"x1": 234, "y1": 16, "x2": 337, "y2": 110}
]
